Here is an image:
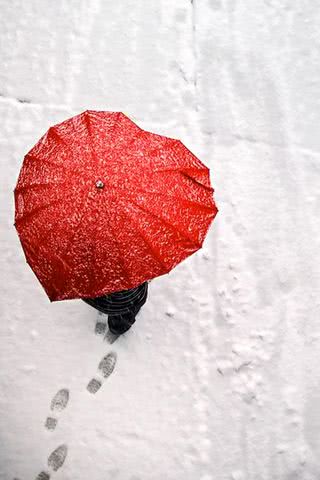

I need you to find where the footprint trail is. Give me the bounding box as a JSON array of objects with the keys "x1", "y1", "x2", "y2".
[
  {"x1": 17, "y1": 315, "x2": 120, "y2": 477},
  {"x1": 87, "y1": 352, "x2": 117, "y2": 394},
  {"x1": 45, "y1": 389, "x2": 69, "y2": 431}
]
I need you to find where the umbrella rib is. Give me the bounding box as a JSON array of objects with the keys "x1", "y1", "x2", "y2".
[
  {"x1": 153, "y1": 166, "x2": 205, "y2": 173},
  {"x1": 84, "y1": 111, "x2": 122, "y2": 147},
  {"x1": 14, "y1": 180, "x2": 71, "y2": 195},
  {"x1": 117, "y1": 205, "x2": 169, "y2": 272},
  {"x1": 112, "y1": 114, "x2": 143, "y2": 151},
  {"x1": 179, "y1": 170, "x2": 213, "y2": 191},
  {"x1": 25, "y1": 153, "x2": 71, "y2": 177},
  {"x1": 89, "y1": 205, "x2": 99, "y2": 290},
  {"x1": 109, "y1": 183, "x2": 215, "y2": 214},
  {"x1": 145, "y1": 189, "x2": 214, "y2": 212},
  {"x1": 48, "y1": 127, "x2": 94, "y2": 177},
  {"x1": 58, "y1": 191, "x2": 96, "y2": 264},
  {"x1": 48, "y1": 127, "x2": 76, "y2": 157},
  {"x1": 116, "y1": 193, "x2": 201, "y2": 248},
  {"x1": 14, "y1": 198, "x2": 65, "y2": 227},
  {"x1": 125, "y1": 138, "x2": 209, "y2": 181},
  {"x1": 17, "y1": 213, "x2": 73, "y2": 258},
  {"x1": 84, "y1": 111, "x2": 122, "y2": 157},
  {"x1": 82, "y1": 112, "x2": 98, "y2": 161},
  {"x1": 108, "y1": 111, "x2": 122, "y2": 140},
  {"x1": 82, "y1": 111, "x2": 121, "y2": 171},
  {"x1": 97, "y1": 206, "x2": 133, "y2": 287},
  {"x1": 154, "y1": 168, "x2": 214, "y2": 191}
]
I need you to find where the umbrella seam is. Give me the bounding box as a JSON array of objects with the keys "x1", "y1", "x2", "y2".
[
  {"x1": 14, "y1": 180, "x2": 71, "y2": 195},
  {"x1": 49, "y1": 126, "x2": 95, "y2": 180},
  {"x1": 16, "y1": 213, "x2": 77, "y2": 267},
  {"x1": 57, "y1": 191, "x2": 97, "y2": 281},
  {"x1": 180, "y1": 170, "x2": 213, "y2": 191},
  {"x1": 49, "y1": 127, "x2": 77, "y2": 158},
  {"x1": 21, "y1": 239, "x2": 73, "y2": 301},
  {"x1": 117, "y1": 193, "x2": 201, "y2": 248},
  {"x1": 82, "y1": 111, "x2": 98, "y2": 163},
  {"x1": 23, "y1": 153, "x2": 71, "y2": 178},
  {"x1": 116, "y1": 203, "x2": 169, "y2": 272},
  {"x1": 95, "y1": 197, "x2": 134, "y2": 288},
  {"x1": 154, "y1": 168, "x2": 214, "y2": 191},
  {"x1": 136, "y1": 137, "x2": 206, "y2": 173},
  {"x1": 14, "y1": 198, "x2": 65, "y2": 227},
  {"x1": 106, "y1": 184, "x2": 215, "y2": 213}
]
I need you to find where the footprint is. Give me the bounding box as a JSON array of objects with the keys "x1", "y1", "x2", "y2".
[
  {"x1": 104, "y1": 328, "x2": 119, "y2": 344},
  {"x1": 35, "y1": 473, "x2": 50, "y2": 480},
  {"x1": 35, "y1": 444, "x2": 68, "y2": 479},
  {"x1": 45, "y1": 389, "x2": 69, "y2": 431},
  {"x1": 95, "y1": 312, "x2": 107, "y2": 336},
  {"x1": 48, "y1": 444, "x2": 68, "y2": 471},
  {"x1": 87, "y1": 352, "x2": 117, "y2": 394}
]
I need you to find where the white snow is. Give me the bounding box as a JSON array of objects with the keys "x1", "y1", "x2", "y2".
[{"x1": 1, "y1": 1, "x2": 320, "y2": 479}]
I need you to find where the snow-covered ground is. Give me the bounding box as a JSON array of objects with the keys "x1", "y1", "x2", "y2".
[{"x1": 1, "y1": 1, "x2": 320, "y2": 479}]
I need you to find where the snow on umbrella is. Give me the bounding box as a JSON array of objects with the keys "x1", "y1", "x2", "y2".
[{"x1": 14, "y1": 111, "x2": 218, "y2": 302}]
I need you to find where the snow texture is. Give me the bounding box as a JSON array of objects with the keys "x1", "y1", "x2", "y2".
[{"x1": 1, "y1": 1, "x2": 320, "y2": 479}]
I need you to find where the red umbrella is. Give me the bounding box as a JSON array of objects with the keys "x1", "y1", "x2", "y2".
[{"x1": 14, "y1": 111, "x2": 218, "y2": 301}]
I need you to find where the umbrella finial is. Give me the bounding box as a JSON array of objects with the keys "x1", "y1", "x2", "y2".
[{"x1": 95, "y1": 180, "x2": 105, "y2": 189}]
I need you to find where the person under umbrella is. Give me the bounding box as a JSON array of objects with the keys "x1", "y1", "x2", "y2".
[
  {"x1": 14, "y1": 111, "x2": 218, "y2": 321},
  {"x1": 82, "y1": 281, "x2": 149, "y2": 335}
]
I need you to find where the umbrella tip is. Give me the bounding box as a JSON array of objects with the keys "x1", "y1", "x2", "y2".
[{"x1": 95, "y1": 180, "x2": 105, "y2": 189}]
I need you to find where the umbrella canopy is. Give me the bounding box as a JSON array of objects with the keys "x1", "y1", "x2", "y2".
[{"x1": 14, "y1": 111, "x2": 218, "y2": 301}]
